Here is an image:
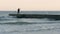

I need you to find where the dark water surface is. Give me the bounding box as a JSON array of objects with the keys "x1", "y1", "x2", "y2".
[{"x1": 0, "y1": 11, "x2": 60, "y2": 34}]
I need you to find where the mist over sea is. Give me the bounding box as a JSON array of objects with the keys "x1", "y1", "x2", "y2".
[{"x1": 0, "y1": 11, "x2": 60, "y2": 34}]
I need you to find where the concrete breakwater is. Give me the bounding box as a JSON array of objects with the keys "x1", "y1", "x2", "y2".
[{"x1": 9, "y1": 14, "x2": 60, "y2": 20}]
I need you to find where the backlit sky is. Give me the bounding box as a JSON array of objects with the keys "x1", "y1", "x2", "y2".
[{"x1": 0, "y1": 0, "x2": 60, "y2": 11}]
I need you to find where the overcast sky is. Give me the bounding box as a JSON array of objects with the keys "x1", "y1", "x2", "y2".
[{"x1": 0, "y1": 0, "x2": 60, "y2": 11}]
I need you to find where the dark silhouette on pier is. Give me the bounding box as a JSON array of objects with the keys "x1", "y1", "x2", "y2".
[{"x1": 17, "y1": 8, "x2": 20, "y2": 14}]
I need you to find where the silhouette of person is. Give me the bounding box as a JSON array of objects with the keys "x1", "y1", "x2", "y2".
[{"x1": 17, "y1": 8, "x2": 20, "y2": 14}]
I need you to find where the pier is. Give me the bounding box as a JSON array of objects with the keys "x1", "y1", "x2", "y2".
[{"x1": 9, "y1": 8, "x2": 60, "y2": 20}]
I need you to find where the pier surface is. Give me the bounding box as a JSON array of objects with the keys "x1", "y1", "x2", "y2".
[{"x1": 9, "y1": 14, "x2": 60, "y2": 20}]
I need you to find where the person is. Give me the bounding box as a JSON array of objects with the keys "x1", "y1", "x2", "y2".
[{"x1": 17, "y1": 8, "x2": 20, "y2": 14}]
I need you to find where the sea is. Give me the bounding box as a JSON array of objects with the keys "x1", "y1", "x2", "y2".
[{"x1": 0, "y1": 11, "x2": 60, "y2": 34}]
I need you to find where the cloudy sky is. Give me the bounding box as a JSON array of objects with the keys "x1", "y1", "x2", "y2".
[{"x1": 0, "y1": 0, "x2": 60, "y2": 11}]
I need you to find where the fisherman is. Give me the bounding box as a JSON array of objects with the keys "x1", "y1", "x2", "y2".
[{"x1": 17, "y1": 8, "x2": 20, "y2": 14}]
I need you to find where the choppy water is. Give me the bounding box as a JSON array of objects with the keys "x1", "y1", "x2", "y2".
[{"x1": 0, "y1": 11, "x2": 60, "y2": 34}]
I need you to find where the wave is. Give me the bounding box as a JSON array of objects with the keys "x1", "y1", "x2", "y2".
[
  {"x1": 0, "y1": 16, "x2": 15, "y2": 21},
  {"x1": 0, "y1": 21, "x2": 60, "y2": 25},
  {"x1": 0, "y1": 23, "x2": 60, "y2": 33},
  {"x1": 0, "y1": 16, "x2": 60, "y2": 25}
]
